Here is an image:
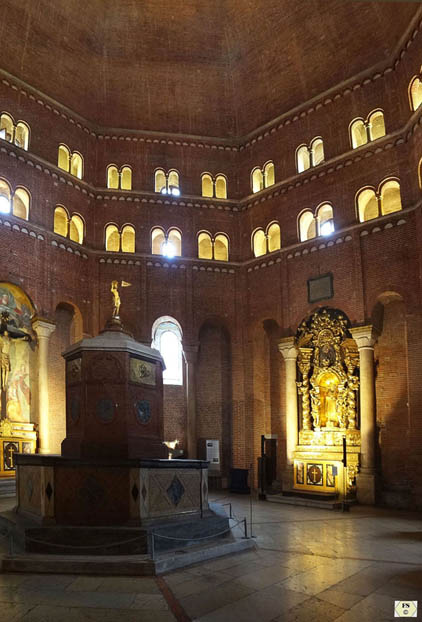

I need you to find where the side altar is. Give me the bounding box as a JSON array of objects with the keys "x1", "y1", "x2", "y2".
[
  {"x1": 292, "y1": 308, "x2": 361, "y2": 499},
  {"x1": 0, "y1": 303, "x2": 37, "y2": 481}
]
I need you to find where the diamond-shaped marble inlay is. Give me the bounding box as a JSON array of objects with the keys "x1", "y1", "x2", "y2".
[
  {"x1": 131, "y1": 483, "x2": 139, "y2": 501},
  {"x1": 167, "y1": 475, "x2": 185, "y2": 506},
  {"x1": 141, "y1": 484, "x2": 147, "y2": 502},
  {"x1": 45, "y1": 482, "x2": 53, "y2": 501}
]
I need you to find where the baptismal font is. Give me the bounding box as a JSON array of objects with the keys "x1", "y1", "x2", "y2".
[{"x1": 293, "y1": 308, "x2": 361, "y2": 497}]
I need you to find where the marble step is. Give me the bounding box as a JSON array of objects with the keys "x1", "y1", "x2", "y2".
[
  {"x1": 267, "y1": 493, "x2": 344, "y2": 510},
  {"x1": 0, "y1": 478, "x2": 16, "y2": 498},
  {"x1": 1, "y1": 537, "x2": 256, "y2": 575}
]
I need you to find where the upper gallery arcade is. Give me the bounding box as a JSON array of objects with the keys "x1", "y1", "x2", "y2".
[{"x1": 0, "y1": 0, "x2": 421, "y2": 510}]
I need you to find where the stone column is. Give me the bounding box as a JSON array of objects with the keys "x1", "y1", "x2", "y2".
[
  {"x1": 278, "y1": 337, "x2": 298, "y2": 490},
  {"x1": 32, "y1": 319, "x2": 56, "y2": 454},
  {"x1": 183, "y1": 345, "x2": 199, "y2": 459},
  {"x1": 350, "y1": 325, "x2": 379, "y2": 504}
]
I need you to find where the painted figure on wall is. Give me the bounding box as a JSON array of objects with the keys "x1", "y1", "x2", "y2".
[
  {"x1": 0, "y1": 330, "x2": 11, "y2": 391},
  {"x1": 0, "y1": 285, "x2": 35, "y2": 423}
]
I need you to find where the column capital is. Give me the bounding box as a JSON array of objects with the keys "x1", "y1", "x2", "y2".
[
  {"x1": 278, "y1": 336, "x2": 297, "y2": 361},
  {"x1": 32, "y1": 318, "x2": 56, "y2": 339},
  {"x1": 350, "y1": 325, "x2": 379, "y2": 350}
]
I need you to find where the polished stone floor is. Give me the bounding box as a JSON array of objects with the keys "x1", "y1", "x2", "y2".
[{"x1": 0, "y1": 493, "x2": 421, "y2": 621}]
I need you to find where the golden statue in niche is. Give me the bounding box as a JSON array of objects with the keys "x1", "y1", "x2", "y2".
[
  {"x1": 294, "y1": 308, "x2": 361, "y2": 496},
  {"x1": 296, "y1": 308, "x2": 360, "y2": 445}
]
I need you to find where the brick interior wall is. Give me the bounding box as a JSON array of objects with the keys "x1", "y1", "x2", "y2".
[
  {"x1": 48, "y1": 305, "x2": 74, "y2": 453},
  {"x1": 375, "y1": 298, "x2": 410, "y2": 507},
  {"x1": 197, "y1": 323, "x2": 232, "y2": 477},
  {"x1": 163, "y1": 384, "x2": 187, "y2": 453}
]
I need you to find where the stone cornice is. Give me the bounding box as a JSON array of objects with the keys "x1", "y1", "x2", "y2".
[{"x1": 0, "y1": 6, "x2": 421, "y2": 150}]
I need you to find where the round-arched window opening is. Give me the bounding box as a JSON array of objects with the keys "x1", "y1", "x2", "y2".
[
  {"x1": 0, "y1": 195, "x2": 11, "y2": 214},
  {"x1": 162, "y1": 240, "x2": 176, "y2": 258},
  {"x1": 152, "y1": 318, "x2": 183, "y2": 386},
  {"x1": 320, "y1": 219, "x2": 335, "y2": 236}
]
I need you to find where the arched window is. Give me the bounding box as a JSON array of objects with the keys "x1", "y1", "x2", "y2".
[
  {"x1": 14, "y1": 122, "x2": 30, "y2": 150},
  {"x1": 58, "y1": 144, "x2": 70, "y2": 172},
  {"x1": 121, "y1": 166, "x2": 132, "y2": 190},
  {"x1": 105, "y1": 224, "x2": 120, "y2": 252},
  {"x1": 121, "y1": 225, "x2": 135, "y2": 253},
  {"x1": 12, "y1": 187, "x2": 30, "y2": 220},
  {"x1": 311, "y1": 138, "x2": 324, "y2": 166},
  {"x1": 198, "y1": 231, "x2": 213, "y2": 259},
  {"x1": 251, "y1": 168, "x2": 264, "y2": 193},
  {"x1": 155, "y1": 169, "x2": 166, "y2": 193},
  {"x1": 357, "y1": 188, "x2": 378, "y2": 222},
  {"x1": 215, "y1": 175, "x2": 227, "y2": 199},
  {"x1": 409, "y1": 73, "x2": 422, "y2": 111},
  {"x1": 263, "y1": 162, "x2": 275, "y2": 188},
  {"x1": 167, "y1": 170, "x2": 180, "y2": 196},
  {"x1": 155, "y1": 169, "x2": 180, "y2": 195},
  {"x1": 380, "y1": 180, "x2": 402, "y2": 216},
  {"x1": 201, "y1": 174, "x2": 213, "y2": 198},
  {"x1": 151, "y1": 227, "x2": 165, "y2": 254},
  {"x1": 69, "y1": 214, "x2": 84, "y2": 244},
  {"x1": 107, "y1": 165, "x2": 119, "y2": 189},
  {"x1": 317, "y1": 203, "x2": 334, "y2": 236},
  {"x1": 296, "y1": 145, "x2": 311, "y2": 173},
  {"x1": 214, "y1": 233, "x2": 229, "y2": 261},
  {"x1": 350, "y1": 119, "x2": 367, "y2": 149},
  {"x1": 0, "y1": 113, "x2": 14, "y2": 142},
  {"x1": 0, "y1": 178, "x2": 12, "y2": 214},
  {"x1": 152, "y1": 317, "x2": 183, "y2": 385},
  {"x1": 0, "y1": 115, "x2": 30, "y2": 150},
  {"x1": 252, "y1": 229, "x2": 266, "y2": 257},
  {"x1": 299, "y1": 211, "x2": 316, "y2": 242},
  {"x1": 54, "y1": 206, "x2": 69, "y2": 237},
  {"x1": 368, "y1": 110, "x2": 386, "y2": 141},
  {"x1": 267, "y1": 222, "x2": 281, "y2": 252},
  {"x1": 167, "y1": 228, "x2": 182, "y2": 257},
  {"x1": 70, "y1": 152, "x2": 83, "y2": 179}
]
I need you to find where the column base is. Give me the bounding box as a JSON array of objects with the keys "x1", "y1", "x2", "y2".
[
  {"x1": 356, "y1": 470, "x2": 377, "y2": 505},
  {"x1": 282, "y1": 465, "x2": 294, "y2": 492}
]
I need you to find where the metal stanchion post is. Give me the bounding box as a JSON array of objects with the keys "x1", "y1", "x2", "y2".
[
  {"x1": 249, "y1": 463, "x2": 256, "y2": 538},
  {"x1": 342, "y1": 436, "x2": 349, "y2": 513}
]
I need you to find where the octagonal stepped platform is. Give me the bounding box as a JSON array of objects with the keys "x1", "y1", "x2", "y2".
[{"x1": 0, "y1": 501, "x2": 255, "y2": 575}]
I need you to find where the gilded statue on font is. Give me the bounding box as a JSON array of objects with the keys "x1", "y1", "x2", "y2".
[{"x1": 110, "y1": 280, "x2": 131, "y2": 319}]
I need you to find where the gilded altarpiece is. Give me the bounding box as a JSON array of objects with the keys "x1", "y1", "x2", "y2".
[{"x1": 294, "y1": 308, "x2": 360, "y2": 497}]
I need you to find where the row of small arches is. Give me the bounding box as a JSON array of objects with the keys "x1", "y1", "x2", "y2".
[
  {"x1": 252, "y1": 178, "x2": 403, "y2": 254},
  {"x1": 104, "y1": 224, "x2": 230, "y2": 261},
  {"x1": 298, "y1": 179, "x2": 402, "y2": 243}
]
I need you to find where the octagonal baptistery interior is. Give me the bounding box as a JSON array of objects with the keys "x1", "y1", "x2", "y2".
[{"x1": 0, "y1": 0, "x2": 421, "y2": 509}]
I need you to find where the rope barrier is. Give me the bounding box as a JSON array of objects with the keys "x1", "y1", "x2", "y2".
[
  {"x1": 151, "y1": 518, "x2": 246, "y2": 542},
  {"x1": 23, "y1": 533, "x2": 147, "y2": 550}
]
